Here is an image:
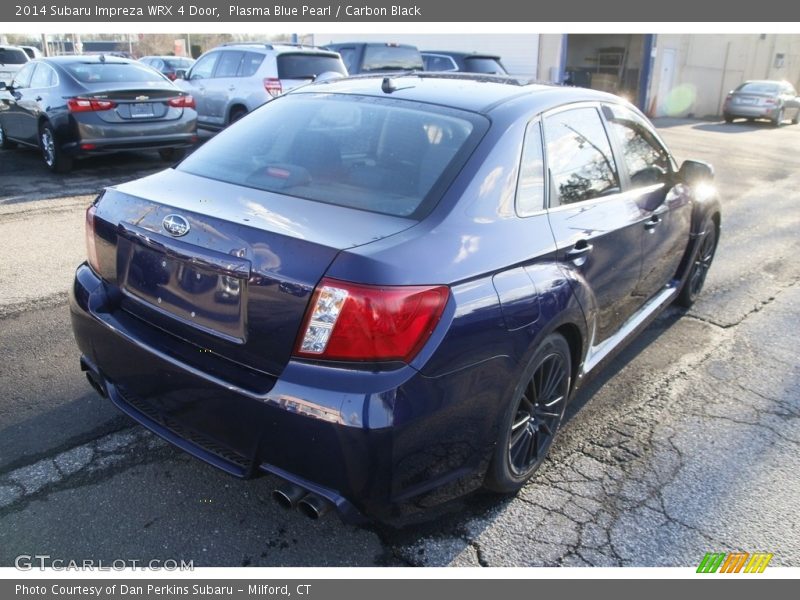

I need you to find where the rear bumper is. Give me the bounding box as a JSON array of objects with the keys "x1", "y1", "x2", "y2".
[
  {"x1": 70, "y1": 263, "x2": 503, "y2": 521},
  {"x1": 724, "y1": 104, "x2": 781, "y2": 119},
  {"x1": 65, "y1": 115, "x2": 197, "y2": 156}
]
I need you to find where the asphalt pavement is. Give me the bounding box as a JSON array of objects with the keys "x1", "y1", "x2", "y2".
[{"x1": 0, "y1": 119, "x2": 798, "y2": 567}]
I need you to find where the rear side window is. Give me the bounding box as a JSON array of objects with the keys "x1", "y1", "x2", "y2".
[
  {"x1": 423, "y1": 54, "x2": 457, "y2": 72},
  {"x1": 65, "y1": 62, "x2": 165, "y2": 84},
  {"x1": 11, "y1": 62, "x2": 36, "y2": 88},
  {"x1": 464, "y1": 57, "x2": 507, "y2": 74},
  {"x1": 178, "y1": 94, "x2": 485, "y2": 219},
  {"x1": 238, "y1": 52, "x2": 264, "y2": 77},
  {"x1": 544, "y1": 107, "x2": 620, "y2": 206},
  {"x1": 277, "y1": 54, "x2": 346, "y2": 79},
  {"x1": 0, "y1": 48, "x2": 28, "y2": 65},
  {"x1": 516, "y1": 121, "x2": 546, "y2": 216},
  {"x1": 362, "y1": 45, "x2": 423, "y2": 72},
  {"x1": 29, "y1": 63, "x2": 57, "y2": 88},
  {"x1": 334, "y1": 47, "x2": 358, "y2": 73},
  {"x1": 215, "y1": 51, "x2": 244, "y2": 78},
  {"x1": 604, "y1": 104, "x2": 672, "y2": 189}
]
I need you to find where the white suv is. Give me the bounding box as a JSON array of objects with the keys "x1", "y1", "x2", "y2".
[
  {"x1": 177, "y1": 43, "x2": 347, "y2": 131},
  {"x1": 0, "y1": 46, "x2": 29, "y2": 86}
]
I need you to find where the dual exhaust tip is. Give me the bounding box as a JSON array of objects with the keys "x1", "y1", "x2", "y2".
[{"x1": 272, "y1": 483, "x2": 332, "y2": 520}]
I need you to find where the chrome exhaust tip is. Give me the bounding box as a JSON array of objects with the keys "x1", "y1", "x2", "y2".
[
  {"x1": 272, "y1": 483, "x2": 307, "y2": 510},
  {"x1": 297, "y1": 493, "x2": 332, "y2": 520}
]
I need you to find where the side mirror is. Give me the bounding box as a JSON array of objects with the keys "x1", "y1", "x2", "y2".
[
  {"x1": 677, "y1": 159, "x2": 714, "y2": 185},
  {"x1": 175, "y1": 69, "x2": 186, "y2": 80}
]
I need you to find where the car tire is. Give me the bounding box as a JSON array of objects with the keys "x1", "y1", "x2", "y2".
[
  {"x1": 229, "y1": 107, "x2": 247, "y2": 125},
  {"x1": 158, "y1": 147, "x2": 187, "y2": 162},
  {"x1": 0, "y1": 121, "x2": 17, "y2": 149},
  {"x1": 772, "y1": 108, "x2": 784, "y2": 127},
  {"x1": 723, "y1": 114, "x2": 734, "y2": 124},
  {"x1": 676, "y1": 221, "x2": 718, "y2": 308},
  {"x1": 39, "y1": 122, "x2": 73, "y2": 173},
  {"x1": 484, "y1": 333, "x2": 571, "y2": 493}
]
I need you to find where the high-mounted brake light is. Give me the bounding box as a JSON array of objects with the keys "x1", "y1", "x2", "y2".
[
  {"x1": 264, "y1": 77, "x2": 282, "y2": 97},
  {"x1": 68, "y1": 97, "x2": 117, "y2": 112},
  {"x1": 294, "y1": 278, "x2": 449, "y2": 363},
  {"x1": 168, "y1": 95, "x2": 195, "y2": 109},
  {"x1": 85, "y1": 205, "x2": 100, "y2": 273}
]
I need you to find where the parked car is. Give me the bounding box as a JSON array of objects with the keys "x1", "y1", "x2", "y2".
[
  {"x1": 0, "y1": 45, "x2": 29, "y2": 86},
  {"x1": 71, "y1": 73, "x2": 720, "y2": 522},
  {"x1": 323, "y1": 42, "x2": 422, "y2": 74},
  {"x1": 19, "y1": 45, "x2": 44, "y2": 60},
  {"x1": 422, "y1": 50, "x2": 508, "y2": 75},
  {"x1": 139, "y1": 55, "x2": 196, "y2": 81},
  {"x1": 0, "y1": 55, "x2": 197, "y2": 172},
  {"x1": 176, "y1": 42, "x2": 346, "y2": 131},
  {"x1": 723, "y1": 80, "x2": 800, "y2": 126}
]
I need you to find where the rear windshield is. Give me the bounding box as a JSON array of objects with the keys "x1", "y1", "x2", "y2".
[
  {"x1": 165, "y1": 58, "x2": 194, "y2": 70},
  {"x1": 464, "y1": 57, "x2": 507, "y2": 74},
  {"x1": 362, "y1": 45, "x2": 423, "y2": 72},
  {"x1": 0, "y1": 48, "x2": 28, "y2": 65},
  {"x1": 64, "y1": 62, "x2": 166, "y2": 84},
  {"x1": 736, "y1": 82, "x2": 780, "y2": 94},
  {"x1": 178, "y1": 94, "x2": 486, "y2": 219},
  {"x1": 277, "y1": 54, "x2": 347, "y2": 79}
]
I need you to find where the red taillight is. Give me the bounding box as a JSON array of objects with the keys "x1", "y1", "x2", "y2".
[
  {"x1": 294, "y1": 278, "x2": 449, "y2": 363},
  {"x1": 68, "y1": 98, "x2": 117, "y2": 113},
  {"x1": 167, "y1": 72, "x2": 177, "y2": 81},
  {"x1": 85, "y1": 205, "x2": 100, "y2": 273},
  {"x1": 764, "y1": 98, "x2": 777, "y2": 105},
  {"x1": 168, "y1": 95, "x2": 195, "y2": 109},
  {"x1": 264, "y1": 77, "x2": 282, "y2": 97}
]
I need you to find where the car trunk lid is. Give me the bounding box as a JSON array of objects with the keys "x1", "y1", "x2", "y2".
[{"x1": 92, "y1": 169, "x2": 415, "y2": 380}]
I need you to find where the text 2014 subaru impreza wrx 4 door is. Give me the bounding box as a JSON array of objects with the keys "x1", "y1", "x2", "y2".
[{"x1": 70, "y1": 73, "x2": 720, "y2": 522}]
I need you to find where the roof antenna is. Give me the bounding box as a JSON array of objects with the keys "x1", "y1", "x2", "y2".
[{"x1": 381, "y1": 77, "x2": 396, "y2": 94}]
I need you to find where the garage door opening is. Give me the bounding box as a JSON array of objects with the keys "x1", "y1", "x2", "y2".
[{"x1": 563, "y1": 34, "x2": 652, "y2": 110}]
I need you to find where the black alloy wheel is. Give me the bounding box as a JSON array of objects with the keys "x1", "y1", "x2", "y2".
[
  {"x1": 677, "y1": 223, "x2": 717, "y2": 307},
  {"x1": 485, "y1": 333, "x2": 571, "y2": 492}
]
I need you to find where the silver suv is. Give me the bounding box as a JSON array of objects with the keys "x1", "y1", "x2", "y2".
[
  {"x1": 0, "y1": 46, "x2": 29, "y2": 86},
  {"x1": 177, "y1": 43, "x2": 347, "y2": 131}
]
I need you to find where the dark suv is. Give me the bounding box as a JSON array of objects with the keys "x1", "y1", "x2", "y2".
[{"x1": 323, "y1": 42, "x2": 422, "y2": 74}]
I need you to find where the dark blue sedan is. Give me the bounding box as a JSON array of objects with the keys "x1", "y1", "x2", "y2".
[{"x1": 70, "y1": 73, "x2": 720, "y2": 522}]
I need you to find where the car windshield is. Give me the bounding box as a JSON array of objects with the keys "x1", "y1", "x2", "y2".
[
  {"x1": 277, "y1": 54, "x2": 347, "y2": 79},
  {"x1": 64, "y1": 62, "x2": 166, "y2": 84},
  {"x1": 0, "y1": 48, "x2": 28, "y2": 65},
  {"x1": 362, "y1": 46, "x2": 423, "y2": 72},
  {"x1": 178, "y1": 94, "x2": 485, "y2": 219},
  {"x1": 737, "y1": 82, "x2": 781, "y2": 94},
  {"x1": 465, "y1": 57, "x2": 507, "y2": 74}
]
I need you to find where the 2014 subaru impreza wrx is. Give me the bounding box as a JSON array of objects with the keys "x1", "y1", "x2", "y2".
[{"x1": 70, "y1": 73, "x2": 720, "y2": 523}]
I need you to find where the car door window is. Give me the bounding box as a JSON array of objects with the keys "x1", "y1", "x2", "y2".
[
  {"x1": 189, "y1": 53, "x2": 217, "y2": 80},
  {"x1": 336, "y1": 47, "x2": 357, "y2": 73},
  {"x1": 544, "y1": 107, "x2": 620, "y2": 206},
  {"x1": 424, "y1": 55, "x2": 457, "y2": 71},
  {"x1": 604, "y1": 104, "x2": 672, "y2": 189},
  {"x1": 11, "y1": 62, "x2": 36, "y2": 88},
  {"x1": 516, "y1": 120, "x2": 545, "y2": 216},
  {"x1": 238, "y1": 52, "x2": 264, "y2": 77},
  {"x1": 29, "y1": 63, "x2": 55, "y2": 88},
  {"x1": 215, "y1": 51, "x2": 244, "y2": 78}
]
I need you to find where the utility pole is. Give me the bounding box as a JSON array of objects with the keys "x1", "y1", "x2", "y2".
[{"x1": 41, "y1": 33, "x2": 49, "y2": 56}]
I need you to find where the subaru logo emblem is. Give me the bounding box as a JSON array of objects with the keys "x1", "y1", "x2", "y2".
[{"x1": 162, "y1": 214, "x2": 190, "y2": 237}]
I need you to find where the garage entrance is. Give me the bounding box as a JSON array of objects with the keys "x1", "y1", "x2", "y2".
[{"x1": 563, "y1": 34, "x2": 653, "y2": 110}]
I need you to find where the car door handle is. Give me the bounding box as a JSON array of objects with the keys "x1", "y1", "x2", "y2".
[
  {"x1": 644, "y1": 215, "x2": 661, "y2": 230},
  {"x1": 565, "y1": 240, "x2": 593, "y2": 260}
]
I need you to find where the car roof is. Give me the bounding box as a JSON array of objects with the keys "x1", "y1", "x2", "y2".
[
  {"x1": 326, "y1": 42, "x2": 418, "y2": 49},
  {"x1": 211, "y1": 42, "x2": 337, "y2": 55},
  {"x1": 293, "y1": 72, "x2": 621, "y2": 115},
  {"x1": 41, "y1": 55, "x2": 135, "y2": 65},
  {"x1": 422, "y1": 51, "x2": 502, "y2": 60}
]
